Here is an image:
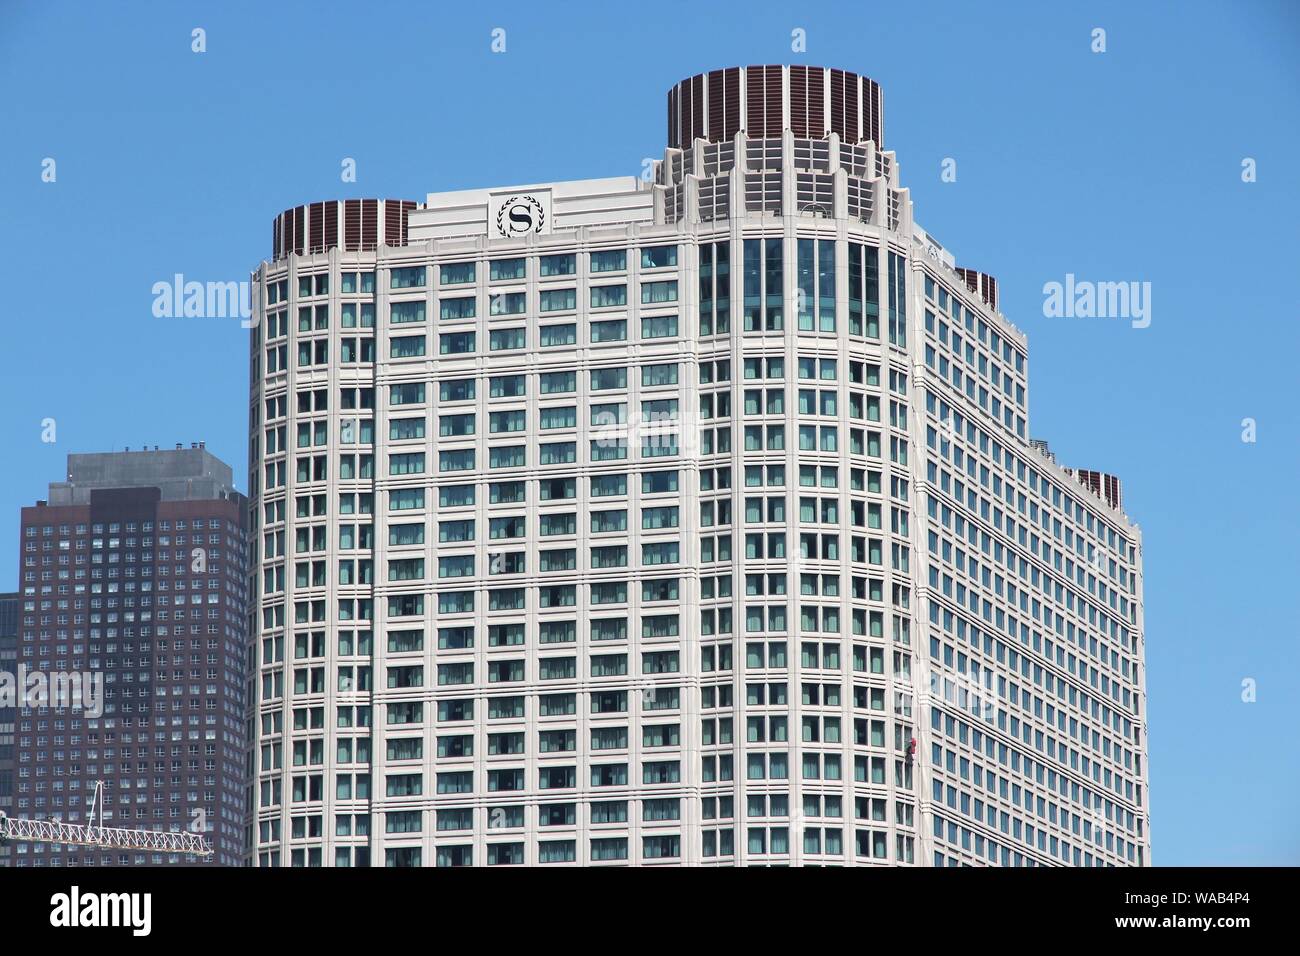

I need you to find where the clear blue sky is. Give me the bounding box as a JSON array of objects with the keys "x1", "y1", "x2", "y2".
[{"x1": 1, "y1": 0, "x2": 1296, "y2": 865}]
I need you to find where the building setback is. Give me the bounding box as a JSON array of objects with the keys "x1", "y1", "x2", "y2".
[
  {"x1": 11, "y1": 446, "x2": 247, "y2": 866},
  {"x1": 247, "y1": 64, "x2": 1149, "y2": 867}
]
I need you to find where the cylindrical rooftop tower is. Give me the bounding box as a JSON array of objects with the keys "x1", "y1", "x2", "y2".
[{"x1": 666, "y1": 65, "x2": 883, "y2": 149}]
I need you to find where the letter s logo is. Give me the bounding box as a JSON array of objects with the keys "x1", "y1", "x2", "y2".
[
  {"x1": 495, "y1": 195, "x2": 545, "y2": 237},
  {"x1": 508, "y1": 204, "x2": 533, "y2": 230}
]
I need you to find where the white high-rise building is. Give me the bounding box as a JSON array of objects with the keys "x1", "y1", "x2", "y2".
[{"x1": 246, "y1": 65, "x2": 1149, "y2": 867}]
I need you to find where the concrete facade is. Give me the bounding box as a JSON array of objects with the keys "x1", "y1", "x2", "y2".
[{"x1": 245, "y1": 65, "x2": 1148, "y2": 867}]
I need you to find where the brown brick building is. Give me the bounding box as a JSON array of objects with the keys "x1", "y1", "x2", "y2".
[{"x1": 11, "y1": 446, "x2": 247, "y2": 866}]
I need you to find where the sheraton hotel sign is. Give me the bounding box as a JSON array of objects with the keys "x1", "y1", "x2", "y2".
[{"x1": 493, "y1": 191, "x2": 551, "y2": 238}]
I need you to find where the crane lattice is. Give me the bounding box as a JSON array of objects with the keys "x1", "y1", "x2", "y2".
[{"x1": 0, "y1": 781, "x2": 213, "y2": 856}]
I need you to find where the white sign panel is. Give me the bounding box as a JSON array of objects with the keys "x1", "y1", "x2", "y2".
[{"x1": 491, "y1": 191, "x2": 552, "y2": 238}]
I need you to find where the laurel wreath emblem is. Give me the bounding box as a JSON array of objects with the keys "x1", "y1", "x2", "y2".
[{"x1": 495, "y1": 195, "x2": 545, "y2": 237}]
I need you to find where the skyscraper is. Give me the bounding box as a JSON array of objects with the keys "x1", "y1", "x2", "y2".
[
  {"x1": 247, "y1": 65, "x2": 1148, "y2": 867},
  {"x1": 0, "y1": 592, "x2": 17, "y2": 866},
  {"x1": 11, "y1": 446, "x2": 248, "y2": 866}
]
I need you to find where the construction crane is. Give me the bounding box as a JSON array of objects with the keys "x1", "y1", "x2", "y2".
[{"x1": 0, "y1": 781, "x2": 213, "y2": 857}]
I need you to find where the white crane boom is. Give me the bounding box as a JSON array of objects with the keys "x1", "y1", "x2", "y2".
[{"x1": 0, "y1": 781, "x2": 213, "y2": 857}]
